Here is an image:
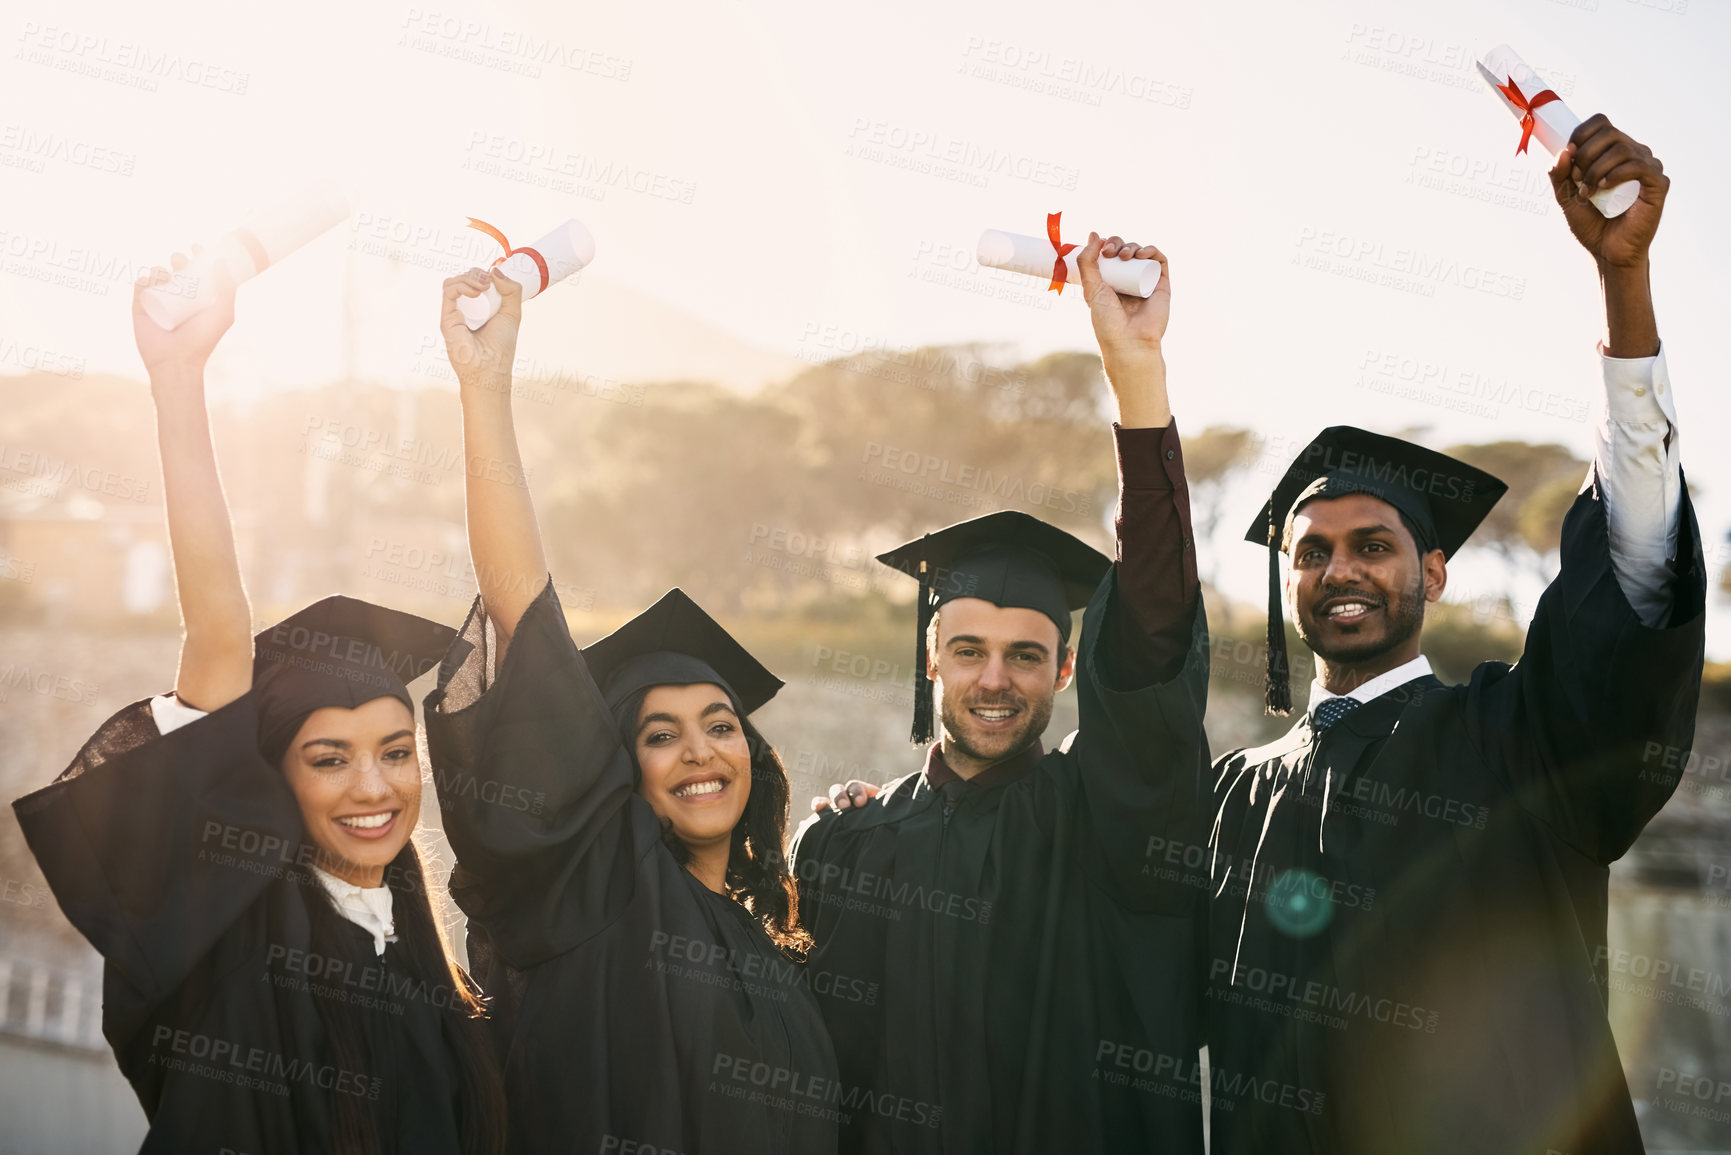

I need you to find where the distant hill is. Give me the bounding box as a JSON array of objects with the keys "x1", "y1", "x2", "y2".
[{"x1": 513, "y1": 274, "x2": 804, "y2": 395}]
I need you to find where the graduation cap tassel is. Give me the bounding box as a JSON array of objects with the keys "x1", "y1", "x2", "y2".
[
  {"x1": 911, "y1": 562, "x2": 937, "y2": 745},
  {"x1": 1264, "y1": 507, "x2": 1293, "y2": 717}
]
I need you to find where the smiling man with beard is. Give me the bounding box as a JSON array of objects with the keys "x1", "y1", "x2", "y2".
[
  {"x1": 1287, "y1": 484, "x2": 1437, "y2": 687},
  {"x1": 1205, "y1": 116, "x2": 1705, "y2": 1155},
  {"x1": 789, "y1": 232, "x2": 1212, "y2": 1154}
]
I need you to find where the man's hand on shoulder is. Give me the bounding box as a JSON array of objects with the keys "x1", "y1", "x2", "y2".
[{"x1": 811, "y1": 780, "x2": 882, "y2": 815}]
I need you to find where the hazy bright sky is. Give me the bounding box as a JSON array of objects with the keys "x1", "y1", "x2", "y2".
[{"x1": 4, "y1": 0, "x2": 1727, "y2": 650}]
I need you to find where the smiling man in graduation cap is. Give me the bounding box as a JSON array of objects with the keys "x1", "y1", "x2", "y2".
[
  {"x1": 1203, "y1": 117, "x2": 1704, "y2": 1155},
  {"x1": 791, "y1": 234, "x2": 1213, "y2": 1154}
]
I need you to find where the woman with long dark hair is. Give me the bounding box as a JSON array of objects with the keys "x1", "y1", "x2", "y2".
[
  {"x1": 12, "y1": 259, "x2": 505, "y2": 1154},
  {"x1": 425, "y1": 267, "x2": 837, "y2": 1153}
]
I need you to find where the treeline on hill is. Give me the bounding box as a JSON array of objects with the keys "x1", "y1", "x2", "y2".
[{"x1": 0, "y1": 345, "x2": 1721, "y2": 718}]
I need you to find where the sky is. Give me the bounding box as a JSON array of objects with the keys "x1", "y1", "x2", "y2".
[{"x1": 3, "y1": 0, "x2": 1727, "y2": 649}]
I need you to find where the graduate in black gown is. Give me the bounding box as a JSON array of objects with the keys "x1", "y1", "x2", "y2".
[
  {"x1": 1204, "y1": 117, "x2": 1703, "y2": 1155},
  {"x1": 12, "y1": 256, "x2": 505, "y2": 1153},
  {"x1": 790, "y1": 235, "x2": 1213, "y2": 1154},
  {"x1": 426, "y1": 268, "x2": 839, "y2": 1154}
]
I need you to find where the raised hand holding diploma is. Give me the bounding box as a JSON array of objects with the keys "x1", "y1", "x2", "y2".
[
  {"x1": 442, "y1": 266, "x2": 522, "y2": 396},
  {"x1": 139, "y1": 185, "x2": 349, "y2": 330},
  {"x1": 134, "y1": 248, "x2": 237, "y2": 385},
  {"x1": 133, "y1": 251, "x2": 252, "y2": 707},
  {"x1": 1075, "y1": 232, "x2": 1172, "y2": 429},
  {"x1": 1477, "y1": 45, "x2": 1639, "y2": 218},
  {"x1": 440, "y1": 264, "x2": 547, "y2": 645},
  {"x1": 457, "y1": 217, "x2": 595, "y2": 330},
  {"x1": 1552, "y1": 116, "x2": 1666, "y2": 358},
  {"x1": 977, "y1": 215, "x2": 1162, "y2": 298}
]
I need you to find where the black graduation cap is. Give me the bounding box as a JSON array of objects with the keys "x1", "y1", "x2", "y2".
[
  {"x1": 876, "y1": 510, "x2": 1112, "y2": 744},
  {"x1": 1246, "y1": 426, "x2": 1507, "y2": 715},
  {"x1": 581, "y1": 588, "x2": 784, "y2": 721},
  {"x1": 252, "y1": 596, "x2": 461, "y2": 762}
]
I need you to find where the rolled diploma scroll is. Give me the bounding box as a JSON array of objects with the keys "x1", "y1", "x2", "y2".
[
  {"x1": 458, "y1": 219, "x2": 596, "y2": 331},
  {"x1": 139, "y1": 186, "x2": 350, "y2": 330},
  {"x1": 976, "y1": 229, "x2": 1160, "y2": 298},
  {"x1": 1479, "y1": 45, "x2": 1639, "y2": 218}
]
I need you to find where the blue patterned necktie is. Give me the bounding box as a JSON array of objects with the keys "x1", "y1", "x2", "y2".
[{"x1": 1311, "y1": 696, "x2": 1363, "y2": 733}]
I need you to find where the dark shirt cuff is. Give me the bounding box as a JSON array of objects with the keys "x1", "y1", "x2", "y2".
[{"x1": 1115, "y1": 420, "x2": 1186, "y2": 493}]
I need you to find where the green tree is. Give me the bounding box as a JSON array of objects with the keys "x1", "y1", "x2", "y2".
[
  {"x1": 1184, "y1": 426, "x2": 1261, "y2": 628},
  {"x1": 1444, "y1": 440, "x2": 1590, "y2": 586}
]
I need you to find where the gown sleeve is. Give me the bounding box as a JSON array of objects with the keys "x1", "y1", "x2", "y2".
[
  {"x1": 1100, "y1": 422, "x2": 1202, "y2": 687},
  {"x1": 1464, "y1": 483, "x2": 1706, "y2": 863},
  {"x1": 787, "y1": 803, "x2": 842, "y2": 939},
  {"x1": 1060, "y1": 423, "x2": 1212, "y2": 914},
  {"x1": 423, "y1": 578, "x2": 644, "y2": 967},
  {"x1": 1070, "y1": 566, "x2": 1212, "y2": 914},
  {"x1": 10, "y1": 693, "x2": 303, "y2": 1047}
]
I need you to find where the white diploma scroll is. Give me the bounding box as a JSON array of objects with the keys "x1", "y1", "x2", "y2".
[
  {"x1": 976, "y1": 228, "x2": 1160, "y2": 299},
  {"x1": 458, "y1": 219, "x2": 596, "y2": 331},
  {"x1": 139, "y1": 186, "x2": 351, "y2": 330},
  {"x1": 1477, "y1": 45, "x2": 1639, "y2": 219}
]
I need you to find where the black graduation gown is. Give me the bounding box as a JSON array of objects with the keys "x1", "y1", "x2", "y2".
[
  {"x1": 787, "y1": 572, "x2": 1212, "y2": 1155},
  {"x1": 11, "y1": 694, "x2": 470, "y2": 1155},
  {"x1": 424, "y1": 583, "x2": 840, "y2": 1155},
  {"x1": 1206, "y1": 487, "x2": 1706, "y2": 1155}
]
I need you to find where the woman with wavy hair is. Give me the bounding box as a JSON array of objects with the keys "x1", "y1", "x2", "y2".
[
  {"x1": 425, "y1": 267, "x2": 837, "y2": 1154},
  {"x1": 13, "y1": 260, "x2": 505, "y2": 1155}
]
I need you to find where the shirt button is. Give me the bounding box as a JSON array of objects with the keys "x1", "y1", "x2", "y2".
[
  {"x1": 1657, "y1": 382, "x2": 1666, "y2": 394},
  {"x1": 1634, "y1": 386, "x2": 1647, "y2": 397},
  {"x1": 1165, "y1": 449, "x2": 1175, "y2": 460}
]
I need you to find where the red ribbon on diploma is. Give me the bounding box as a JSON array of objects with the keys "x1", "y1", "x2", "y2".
[
  {"x1": 465, "y1": 218, "x2": 551, "y2": 294},
  {"x1": 1046, "y1": 212, "x2": 1077, "y2": 294},
  {"x1": 1494, "y1": 77, "x2": 1561, "y2": 155}
]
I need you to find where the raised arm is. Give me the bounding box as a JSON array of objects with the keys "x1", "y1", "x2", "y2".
[
  {"x1": 441, "y1": 269, "x2": 547, "y2": 644},
  {"x1": 1553, "y1": 114, "x2": 1664, "y2": 360},
  {"x1": 1471, "y1": 118, "x2": 1701, "y2": 861},
  {"x1": 17, "y1": 260, "x2": 297, "y2": 1032},
  {"x1": 1075, "y1": 232, "x2": 1171, "y2": 429},
  {"x1": 1550, "y1": 116, "x2": 1680, "y2": 627},
  {"x1": 1076, "y1": 235, "x2": 1199, "y2": 686},
  {"x1": 817, "y1": 234, "x2": 1195, "y2": 817},
  {"x1": 1057, "y1": 237, "x2": 1210, "y2": 910},
  {"x1": 428, "y1": 272, "x2": 639, "y2": 961},
  {"x1": 133, "y1": 256, "x2": 252, "y2": 711}
]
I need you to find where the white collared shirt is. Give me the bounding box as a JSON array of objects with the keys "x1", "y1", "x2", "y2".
[
  {"x1": 149, "y1": 692, "x2": 208, "y2": 734},
  {"x1": 1591, "y1": 346, "x2": 1682, "y2": 627},
  {"x1": 149, "y1": 693, "x2": 398, "y2": 956},
  {"x1": 310, "y1": 866, "x2": 397, "y2": 957},
  {"x1": 1308, "y1": 655, "x2": 1435, "y2": 711}
]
